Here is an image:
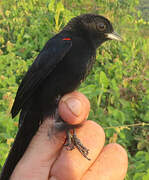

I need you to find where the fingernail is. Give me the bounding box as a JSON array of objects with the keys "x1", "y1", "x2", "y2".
[{"x1": 64, "y1": 98, "x2": 82, "y2": 116}]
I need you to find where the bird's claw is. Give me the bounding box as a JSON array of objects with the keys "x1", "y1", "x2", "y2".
[{"x1": 65, "y1": 129, "x2": 90, "y2": 160}]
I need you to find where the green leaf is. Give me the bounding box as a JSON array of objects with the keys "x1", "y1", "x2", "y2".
[
  {"x1": 144, "y1": 112, "x2": 149, "y2": 122},
  {"x1": 143, "y1": 169, "x2": 149, "y2": 180},
  {"x1": 56, "y1": 1, "x2": 64, "y2": 12},
  {"x1": 99, "y1": 71, "x2": 109, "y2": 89},
  {"x1": 48, "y1": 0, "x2": 55, "y2": 12}
]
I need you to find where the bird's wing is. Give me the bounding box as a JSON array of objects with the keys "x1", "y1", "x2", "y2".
[{"x1": 11, "y1": 37, "x2": 72, "y2": 118}]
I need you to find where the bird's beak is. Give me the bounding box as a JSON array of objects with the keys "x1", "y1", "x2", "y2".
[{"x1": 105, "y1": 32, "x2": 123, "y2": 41}]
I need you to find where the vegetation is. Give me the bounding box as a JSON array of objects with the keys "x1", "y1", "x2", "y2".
[
  {"x1": 0, "y1": 0, "x2": 149, "y2": 179},
  {"x1": 138, "y1": 0, "x2": 149, "y2": 21}
]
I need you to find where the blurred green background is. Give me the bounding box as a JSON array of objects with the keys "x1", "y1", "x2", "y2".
[{"x1": 0, "y1": 0, "x2": 149, "y2": 179}]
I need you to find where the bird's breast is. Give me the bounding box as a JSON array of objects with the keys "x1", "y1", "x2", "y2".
[{"x1": 62, "y1": 38, "x2": 95, "y2": 79}]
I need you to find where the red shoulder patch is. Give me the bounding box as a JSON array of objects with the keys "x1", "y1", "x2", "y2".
[{"x1": 63, "y1": 37, "x2": 71, "y2": 41}]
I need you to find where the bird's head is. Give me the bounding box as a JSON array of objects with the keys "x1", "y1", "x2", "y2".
[{"x1": 64, "y1": 14, "x2": 122, "y2": 48}]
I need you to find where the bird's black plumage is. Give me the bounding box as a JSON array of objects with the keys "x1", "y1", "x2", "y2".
[{"x1": 0, "y1": 14, "x2": 122, "y2": 180}]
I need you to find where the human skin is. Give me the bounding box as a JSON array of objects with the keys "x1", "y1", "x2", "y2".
[{"x1": 10, "y1": 91, "x2": 128, "y2": 180}]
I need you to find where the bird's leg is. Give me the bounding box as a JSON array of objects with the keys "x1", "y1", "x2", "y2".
[
  {"x1": 54, "y1": 111, "x2": 90, "y2": 160},
  {"x1": 64, "y1": 128, "x2": 90, "y2": 160},
  {"x1": 71, "y1": 128, "x2": 90, "y2": 160},
  {"x1": 64, "y1": 130, "x2": 75, "y2": 150}
]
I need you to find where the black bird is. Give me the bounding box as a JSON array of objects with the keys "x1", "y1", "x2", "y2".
[{"x1": 0, "y1": 14, "x2": 122, "y2": 180}]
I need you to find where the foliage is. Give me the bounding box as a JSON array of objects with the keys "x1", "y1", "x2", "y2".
[{"x1": 0, "y1": 0, "x2": 149, "y2": 179}]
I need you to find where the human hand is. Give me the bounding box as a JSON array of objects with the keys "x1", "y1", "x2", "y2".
[{"x1": 10, "y1": 91, "x2": 128, "y2": 180}]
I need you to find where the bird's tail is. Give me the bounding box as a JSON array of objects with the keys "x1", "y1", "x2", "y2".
[{"x1": 0, "y1": 111, "x2": 41, "y2": 180}]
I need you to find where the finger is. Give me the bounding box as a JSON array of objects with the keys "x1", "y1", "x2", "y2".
[
  {"x1": 82, "y1": 143, "x2": 128, "y2": 180},
  {"x1": 58, "y1": 91, "x2": 90, "y2": 125},
  {"x1": 50, "y1": 121, "x2": 105, "y2": 180}
]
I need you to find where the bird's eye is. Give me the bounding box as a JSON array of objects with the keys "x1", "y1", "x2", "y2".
[{"x1": 98, "y1": 23, "x2": 106, "y2": 31}]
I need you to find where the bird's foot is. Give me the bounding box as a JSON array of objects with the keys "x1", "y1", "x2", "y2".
[
  {"x1": 54, "y1": 113, "x2": 90, "y2": 160},
  {"x1": 65, "y1": 129, "x2": 90, "y2": 160},
  {"x1": 64, "y1": 130, "x2": 75, "y2": 150}
]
